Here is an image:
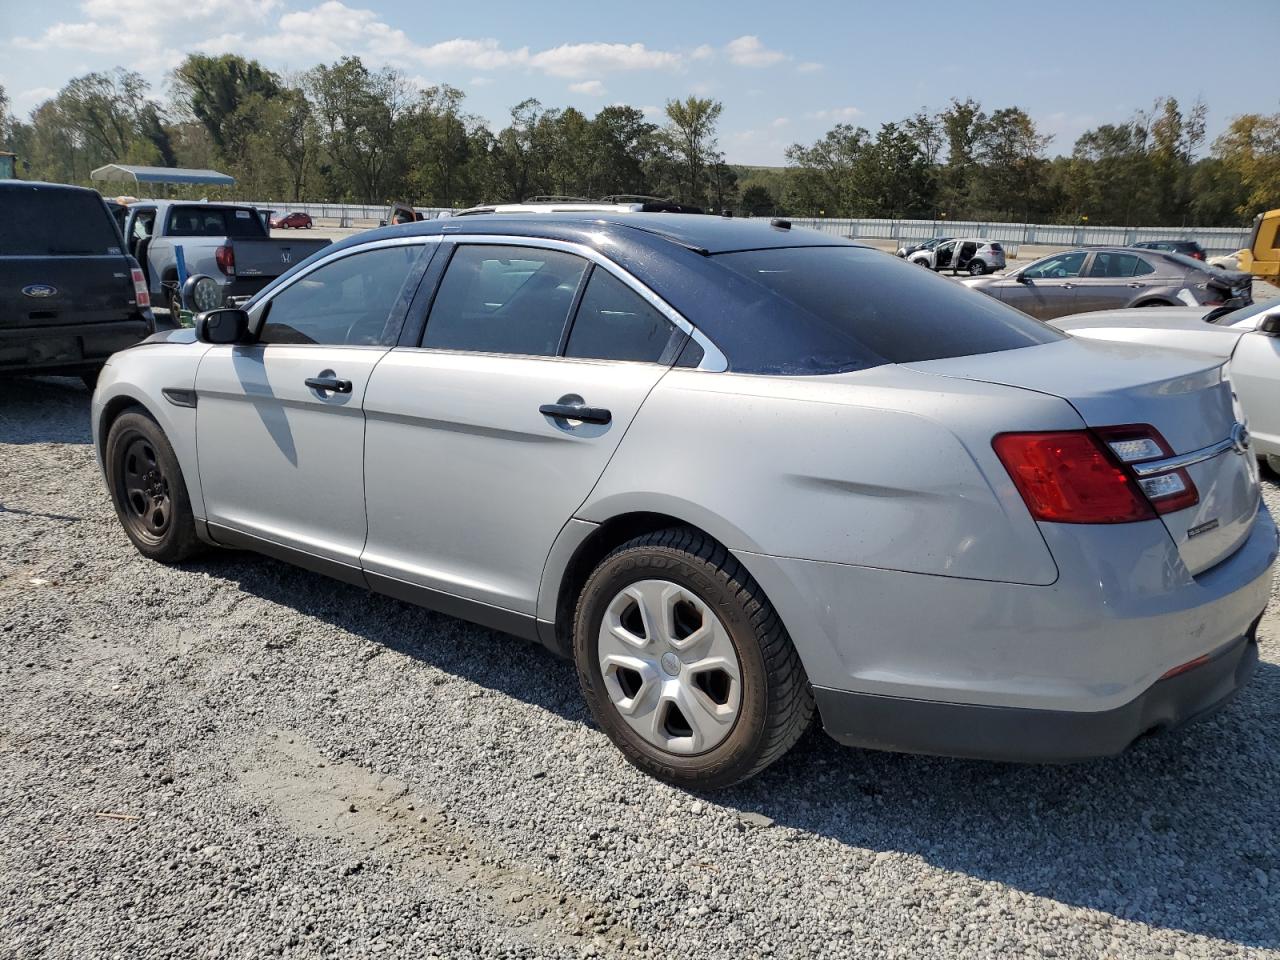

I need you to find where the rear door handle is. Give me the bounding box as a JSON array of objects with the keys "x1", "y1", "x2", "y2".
[
  {"x1": 305, "y1": 375, "x2": 352, "y2": 394},
  {"x1": 539, "y1": 402, "x2": 611, "y2": 425}
]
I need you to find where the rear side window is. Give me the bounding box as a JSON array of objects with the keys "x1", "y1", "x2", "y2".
[
  {"x1": 0, "y1": 186, "x2": 122, "y2": 256},
  {"x1": 1087, "y1": 252, "x2": 1152, "y2": 278},
  {"x1": 165, "y1": 206, "x2": 265, "y2": 238},
  {"x1": 425, "y1": 245, "x2": 588, "y2": 356},
  {"x1": 714, "y1": 246, "x2": 1063, "y2": 365},
  {"x1": 565, "y1": 269, "x2": 676, "y2": 363}
]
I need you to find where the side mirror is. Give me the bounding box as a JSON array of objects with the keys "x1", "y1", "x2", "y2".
[
  {"x1": 1258, "y1": 314, "x2": 1280, "y2": 337},
  {"x1": 181, "y1": 274, "x2": 224, "y2": 314},
  {"x1": 195, "y1": 308, "x2": 251, "y2": 345},
  {"x1": 1016, "y1": 272, "x2": 1032, "y2": 284}
]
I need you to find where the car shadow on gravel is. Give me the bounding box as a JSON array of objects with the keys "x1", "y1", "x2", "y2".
[
  {"x1": 0, "y1": 377, "x2": 93, "y2": 445},
  {"x1": 198, "y1": 548, "x2": 1279, "y2": 951}
]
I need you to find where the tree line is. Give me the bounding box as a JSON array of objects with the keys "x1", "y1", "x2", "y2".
[{"x1": 0, "y1": 55, "x2": 1276, "y2": 227}]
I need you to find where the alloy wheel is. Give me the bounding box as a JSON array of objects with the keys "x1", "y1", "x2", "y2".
[{"x1": 597, "y1": 579, "x2": 742, "y2": 755}]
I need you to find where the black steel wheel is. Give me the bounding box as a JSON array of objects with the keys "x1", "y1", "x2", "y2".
[{"x1": 105, "y1": 410, "x2": 201, "y2": 562}]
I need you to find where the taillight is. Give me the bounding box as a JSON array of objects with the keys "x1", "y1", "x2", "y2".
[
  {"x1": 127, "y1": 256, "x2": 150, "y2": 309},
  {"x1": 993, "y1": 432, "x2": 1154, "y2": 523},
  {"x1": 215, "y1": 245, "x2": 235, "y2": 275},
  {"x1": 1094, "y1": 424, "x2": 1199, "y2": 515},
  {"x1": 994, "y1": 424, "x2": 1199, "y2": 524}
]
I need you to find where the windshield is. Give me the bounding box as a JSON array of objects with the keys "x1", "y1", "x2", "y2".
[
  {"x1": 714, "y1": 246, "x2": 1064, "y2": 367},
  {"x1": 0, "y1": 186, "x2": 122, "y2": 256},
  {"x1": 1208, "y1": 298, "x2": 1277, "y2": 326}
]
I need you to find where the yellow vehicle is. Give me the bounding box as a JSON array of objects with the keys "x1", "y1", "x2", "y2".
[{"x1": 1239, "y1": 209, "x2": 1280, "y2": 279}]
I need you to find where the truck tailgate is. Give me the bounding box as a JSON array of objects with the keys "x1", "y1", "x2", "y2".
[
  {"x1": 1, "y1": 255, "x2": 140, "y2": 329},
  {"x1": 232, "y1": 238, "x2": 331, "y2": 280}
]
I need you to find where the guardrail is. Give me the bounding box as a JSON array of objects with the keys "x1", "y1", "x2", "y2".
[
  {"x1": 784, "y1": 218, "x2": 1252, "y2": 257},
  {"x1": 238, "y1": 202, "x2": 1253, "y2": 256}
]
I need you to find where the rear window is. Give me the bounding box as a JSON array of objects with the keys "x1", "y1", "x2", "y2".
[
  {"x1": 0, "y1": 186, "x2": 122, "y2": 256},
  {"x1": 165, "y1": 206, "x2": 266, "y2": 238},
  {"x1": 714, "y1": 246, "x2": 1063, "y2": 367},
  {"x1": 1160, "y1": 251, "x2": 1211, "y2": 273}
]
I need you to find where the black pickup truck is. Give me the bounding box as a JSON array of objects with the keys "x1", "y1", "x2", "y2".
[{"x1": 1, "y1": 181, "x2": 155, "y2": 387}]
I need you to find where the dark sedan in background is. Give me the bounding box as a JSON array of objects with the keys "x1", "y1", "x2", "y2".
[{"x1": 962, "y1": 246, "x2": 1252, "y2": 321}]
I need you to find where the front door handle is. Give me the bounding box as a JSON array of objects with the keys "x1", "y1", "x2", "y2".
[
  {"x1": 539, "y1": 402, "x2": 611, "y2": 425},
  {"x1": 305, "y1": 375, "x2": 352, "y2": 394},
  {"x1": 1128, "y1": 282, "x2": 1146, "y2": 288},
  {"x1": 1060, "y1": 282, "x2": 1076, "y2": 289}
]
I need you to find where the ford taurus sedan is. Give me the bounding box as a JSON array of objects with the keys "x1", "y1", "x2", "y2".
[
  {"x1": 964, "y1": 246, "x2": 1254, "y2": 320},
  {"x1": 91, "y1": 215, "x2": 1277, "y2": 789}
]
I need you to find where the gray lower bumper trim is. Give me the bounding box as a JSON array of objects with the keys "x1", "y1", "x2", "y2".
[{"x1": 814, "y1": 619, "x2": 1262, "y2": 763}]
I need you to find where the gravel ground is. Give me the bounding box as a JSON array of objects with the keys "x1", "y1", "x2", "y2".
[{"x1": 2, "y1": 376, "x2": 1278, "y2": 960}]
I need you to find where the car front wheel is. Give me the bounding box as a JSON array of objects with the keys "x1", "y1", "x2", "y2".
[
  {"x1": 573, "y1": 528, "x2": 813, "y2": 790},
  {"x1": 105, "y1": 410, "x2": 202, "y2": 563},
  {"x1": 968, "y1": 260, "x2": 987, "y2": 275}
]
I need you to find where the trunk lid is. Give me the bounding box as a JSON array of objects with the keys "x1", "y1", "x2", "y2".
[
  {"x1": 0, "y1": 255, "x2": 140, "y2": 329},
  {"x1": 904, "y1": 337, "x2": 1260, "y2": 575}
]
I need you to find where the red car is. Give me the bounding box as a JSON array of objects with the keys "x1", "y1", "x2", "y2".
[{"x1": 269, "y1": 211, "x2": 313, "y2": 229}]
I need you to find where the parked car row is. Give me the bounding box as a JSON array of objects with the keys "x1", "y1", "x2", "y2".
[
  {"x1": 90, "y1": 204, "x2": 1277, "y2": 790},
  {"x1": 963, "y1": 246, "x2": 1253, "y2": 320}
]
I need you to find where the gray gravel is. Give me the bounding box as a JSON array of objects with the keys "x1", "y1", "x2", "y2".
[{"x1": 2, "y1": 375, "x2": 1279, "y2": 960}]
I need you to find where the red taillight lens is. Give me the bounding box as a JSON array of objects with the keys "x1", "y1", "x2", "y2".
[
  {"x1": 127, "y1": 257, "x2": 150, "y2": 309},
  {"x1": 215, "y1": 245, "x2": 235, "y2": 275},
  {"x1": 993, "y1": 431, "x2": 1154, "y2": 523}
]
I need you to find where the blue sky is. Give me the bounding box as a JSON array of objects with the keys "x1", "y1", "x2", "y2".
[{"x1": 3, "y1": 0, "x2": 1279, "y2": 165}]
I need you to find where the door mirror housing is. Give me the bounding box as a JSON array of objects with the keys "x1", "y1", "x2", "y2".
[
  {"x1": 195, "y1": 308, "x2": 252, "y2": 344},
  {"x1": 1258, "y1": 313, "x2": 1280, "y2": 337},
  {"x1": 1016, "y1": 272, "x2": 1032, "y2": 284}
]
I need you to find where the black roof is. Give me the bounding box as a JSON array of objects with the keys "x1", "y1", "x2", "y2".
[
  {"x1": 0, "y1": 179, "x2": 102, "y2": 195},
  {"x1": 327, "y1": 212, "x2": 853, "y2": 258}
]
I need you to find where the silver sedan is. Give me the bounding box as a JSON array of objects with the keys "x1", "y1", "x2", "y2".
[{"x1": 92, "y1": 215, "x2": 1276, "y2": 789}]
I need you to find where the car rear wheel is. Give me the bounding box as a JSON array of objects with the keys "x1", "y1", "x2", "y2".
[
  {"x1": 573, "y1": 527, "x2": 813, "y2": 790},
  {"x1": 1265, "y1": 454, "x2": 1280, "y2": 477},
  {"x1": 968, "y1": 260, "x2": 987, "y2": 276},
  {"x1": 105, "y1": 410, "x2": 202, "y2": 563}
]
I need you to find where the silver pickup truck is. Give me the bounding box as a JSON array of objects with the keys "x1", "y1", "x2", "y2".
[{"x1": 122, "y1": 201, "x2": 329, "y2": 316}]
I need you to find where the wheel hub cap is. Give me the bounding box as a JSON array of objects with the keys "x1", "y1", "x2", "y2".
[{"x1": 597, "y1": 579, "x2": 742, "y2": 755}]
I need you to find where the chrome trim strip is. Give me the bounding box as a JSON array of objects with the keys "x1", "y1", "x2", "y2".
[
  {"x1": 430, "y1": 233, "x2": 729, "y2": 372},
  {"x1": 1131, "y1": 437, "x2": 1236, "y2": 477}
]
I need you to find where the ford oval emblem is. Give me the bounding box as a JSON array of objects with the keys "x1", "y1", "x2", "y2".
[{"x1": 22, "y1": 284, "x2": 57, "y2": 298}]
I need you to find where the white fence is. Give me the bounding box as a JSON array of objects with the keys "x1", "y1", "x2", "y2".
[
  {"x1": 241, "y1": 201, "x2": 1253, "y2": 256},
  {"x1": 785, "y1": 218, "x2": 1252, "y2": 257}
]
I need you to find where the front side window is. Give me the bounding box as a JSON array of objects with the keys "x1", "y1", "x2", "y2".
[
  {"x1": 715, "y1": 246, "x2": 1063, "y2": 366},
  {"x1": 565, "y1": 269, "x2": 676, "y2": 363},
  {"x1": 1022, "y1": 252, "x2": 1086, "y2": 279},
  {"x1": 424, "y1": 245, "x2": 588, "y2": 356},
  {"x1": 258, "y1": 245, "x2": 421, "y2": 346}
]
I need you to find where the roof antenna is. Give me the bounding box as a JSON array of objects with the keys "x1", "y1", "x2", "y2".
[{"x1": 770, "y1": 218, "x2": 791, "y2": 230}]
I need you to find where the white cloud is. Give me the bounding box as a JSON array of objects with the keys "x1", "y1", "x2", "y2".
[
  {"x1": 16, "y1": 0, "x2": 277, "y2": 56},
  {"x1": 770, "y1": 116, "x2": 790, "y2": 128},
  {"x1": 470, "y1": 76, "x2": 494, "y2": 86},
  {"x1": 528, "y1": 42, "x2": 681, "y2": 78},
  {"x1": 724, "y1": 35, "x2": 788, "y2": 67},
  {"x1": 796, "y1": 61, "x2": 824, "y2": 73},
  {"x1": 690, "y1": 44, "x2": 714, "y2": 61},
  {"x1": 12, "y1": 86, "x2": 59, "y2": 115},
  {"x1": 568, "y1": 79, "x2": 606, "y2": 96},
  {"x1": 809, "y1": 106, "x2": 863, "y2": 121}
]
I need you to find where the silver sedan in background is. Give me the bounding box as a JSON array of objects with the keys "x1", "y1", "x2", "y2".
[
  {"x1": 964, "y1": 246, "x2": 1254, "y2": 320},
  {"x1": 92, "y1": 215, "x2": 1275, "y2": 789}
]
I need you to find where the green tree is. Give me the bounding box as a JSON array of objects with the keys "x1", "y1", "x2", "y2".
[
  {"x1": 739, "y1": 183, "x2": 777, "y2": 216},
  {"x1": 662, "y1": 96, "x2": 723, "y2": 206},
  {"x1": 1213, "y1": 111, "x2": 1280, "y2": 218},
  {"x1": 171, "y1": 54, "x2": 282, "y2": 156}
]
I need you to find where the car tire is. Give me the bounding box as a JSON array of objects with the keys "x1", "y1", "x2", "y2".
[
  {"x1": 573, "y1": 527, "x2": 814, "y2": 790},
  {"x1": 1265, "y1": 454, "x2": 1280, "y2": 477},
  {"x1": 104, "y1": 410, "x2": 202, "y2": 564},
  {"x1": 968, "y1": 260, "x2": 987, "y2": 276}
]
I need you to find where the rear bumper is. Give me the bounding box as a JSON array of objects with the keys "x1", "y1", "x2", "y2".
[
  {"x1": 0, "y1": 318, "x2": 152, "y2": 373},
  {"x1": 814, "y1": 620, "x2": 1261, "y2": 761}
]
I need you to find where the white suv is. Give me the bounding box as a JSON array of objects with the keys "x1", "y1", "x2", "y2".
[{"x1": 910, "y1": 237, "x2": 1006, "y2": 275}]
